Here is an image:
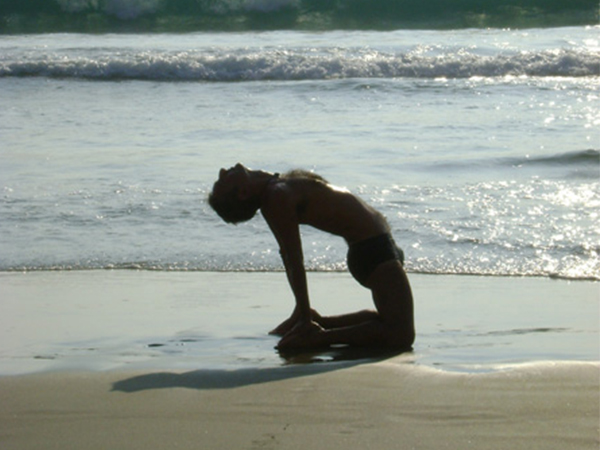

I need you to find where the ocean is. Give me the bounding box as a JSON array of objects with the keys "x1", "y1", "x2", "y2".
[
  {"x1": 2, "y1": 7, "x2": 598, "y2": 280},
  {"x1": 0, "y1": 1, "x2": 599, "y2": 373}
]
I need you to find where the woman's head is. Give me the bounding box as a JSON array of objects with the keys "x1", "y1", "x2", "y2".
[
  {"x1": 208, "y1": 185, "x2": 261, "y2": 224},
  {"x1": 208, "y1": 164, "x2": 261, "y2": 224}
]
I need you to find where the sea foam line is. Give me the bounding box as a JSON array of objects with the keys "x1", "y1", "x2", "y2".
[{"x1": 1, "y1": 48, "x2": 598, "y2": 80}]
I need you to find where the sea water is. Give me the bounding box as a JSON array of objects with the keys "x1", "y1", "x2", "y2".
[
  {"x1": 2, "y1": 24, "x2": 598, "y2": 279},
  {"x1": 0, "y1": 1, "x2": 598, "y2": 371}
]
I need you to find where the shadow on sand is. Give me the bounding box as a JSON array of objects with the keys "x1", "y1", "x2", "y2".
[{"x1": 112, "y1": 347, "x2": 411, "y2": 392}]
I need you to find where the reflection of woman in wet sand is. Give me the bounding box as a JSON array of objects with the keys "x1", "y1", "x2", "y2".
[{"x1": 209, "y1": 164, "x2": 415, "y2": 351}]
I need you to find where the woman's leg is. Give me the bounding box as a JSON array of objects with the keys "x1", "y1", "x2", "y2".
[{"x1": 277, "y1": 261, "x2": 415, "y2": 350}]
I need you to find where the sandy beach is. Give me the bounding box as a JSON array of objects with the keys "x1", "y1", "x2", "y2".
[
  {"x1": 1, "y1": 271, "x2": 598, "y2": 449},
  {"x1": 1, "y1": 361, "x2": 598, "y2": 450}
]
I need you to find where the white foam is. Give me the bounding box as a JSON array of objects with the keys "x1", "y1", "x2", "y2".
[{"x1": 2, "y1": 48, "x2": 598, "y2": 81}]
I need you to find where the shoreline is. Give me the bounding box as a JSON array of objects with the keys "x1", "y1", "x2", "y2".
[{"x1": 2, "y1": 267, "x2": 597, "y2": 282}]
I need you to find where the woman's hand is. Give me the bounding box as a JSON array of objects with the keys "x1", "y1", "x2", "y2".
[
  {"x1": 269, "y1": 312, "x2": 299, "y2": 336},
  {"x1": 276, "y1": 320, "x2": 326, "y2": 350},
  {"x1": 269, "y1": 308, "x2": 323, "y2": 336}
]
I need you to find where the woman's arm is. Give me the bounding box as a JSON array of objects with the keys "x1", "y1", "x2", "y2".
[
  {"x1": 271, "y1": 219, "x2": 311, "y2": 322},
  {"x1": 262, "y1": 189, "x2": 312, "y2": 332}
]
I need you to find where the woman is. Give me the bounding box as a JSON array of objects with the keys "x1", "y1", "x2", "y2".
[{"x1": 209, "y1": 163, "x2": 415, "y2": 350}]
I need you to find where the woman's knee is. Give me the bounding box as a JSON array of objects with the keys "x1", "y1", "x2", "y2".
[{"x1": 385, "y1": 323, "x2": 415, "y2": 349}]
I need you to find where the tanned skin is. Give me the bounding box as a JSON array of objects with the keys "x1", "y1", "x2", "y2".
[{"x1": 211, "y1": 163, "x2": 415, "y2": 350}]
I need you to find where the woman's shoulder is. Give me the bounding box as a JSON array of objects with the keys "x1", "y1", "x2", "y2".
[{"x1": 281, "y1": 169, "x2": 328, "y2": 184}]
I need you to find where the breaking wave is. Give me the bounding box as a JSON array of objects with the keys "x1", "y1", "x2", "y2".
[{"x1": 1, "y1": 47, "x2": 598, "y2": 81}]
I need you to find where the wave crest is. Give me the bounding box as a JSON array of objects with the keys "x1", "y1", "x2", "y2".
[
  {"x1": 510, "y1": 149, "x2": 600, "y2": 167},
  {"x1": 2, "y1": 48, "x2": 598, "y2": 81}
]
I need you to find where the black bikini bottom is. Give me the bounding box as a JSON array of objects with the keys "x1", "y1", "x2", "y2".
[{"x1": 347, "y1": 234, "x2": 405, "y2": 287}]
